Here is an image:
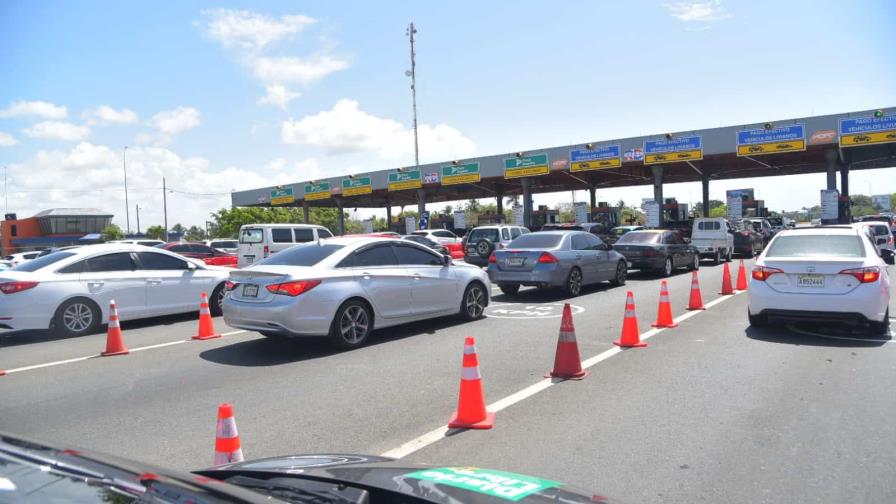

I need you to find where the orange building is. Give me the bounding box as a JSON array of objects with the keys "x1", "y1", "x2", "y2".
[{"x1": 1, "y1": 208, "x2": 112, "y2": 256}]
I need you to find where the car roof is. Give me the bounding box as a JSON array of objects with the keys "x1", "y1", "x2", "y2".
[
  {"x1": 240, "y1": 223, "x2": 324, "y2": 228},
  {"x1": 782, "y1": 226, "x2": 859, "y2": 236},
  {"x1": 319, "y1": 236, "x2": 398, "y2": 246}
]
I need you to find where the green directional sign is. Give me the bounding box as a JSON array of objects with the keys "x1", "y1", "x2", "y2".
[
  {"x1": 270, "y1": 187, "x2": 294, "y2": 205},
  {"x1": 341, "y1": 176, "x2": 372, "y2": 196},
  {"x1": 388, "y1": 170, "x2": 422, "y2": 191},
  {"x1": 303, "y1": 181, "x2": 331, "y2": 201},
  {"x1": 503, "y1": 154, "x2": 549, "y2": 179},
  {"x1": 441, "y1": 163, "x2": 481, "y2": 185}
]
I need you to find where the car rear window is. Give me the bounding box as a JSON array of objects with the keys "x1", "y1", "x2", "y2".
[
  {"x1": 696, "y1": 221, "x2": 721, "y2": 231},
  {"x1": 210, "y1": 240, "x2": 237, "y2": 249},
  {"x1": 468, "y1": 228, "x2": 500, "y2": 243},
  {"x1": 509, "y1": 234, "x2": 563, "y2": 249},
  {"x1": 256, "y1": 243, "x2": 344, "y2": 266},
  {"x1": 616, "y1": 232, "x2": 661, "y2": 244},
  {"x1": 767, "y1": 218, "x2": 783, "y2": 226},
  {"x1": 765, "y1": 235, "x2": 865, "y2": 258},
  {"x1": 240, "y1": 228, "x2": 263, "y2": 244},
  {"x1": 866, "y1": 225, "x2": 889, "y2": 236},
  {"x1": 11, "y1": 251, "x2": 77, "y2": 272}
]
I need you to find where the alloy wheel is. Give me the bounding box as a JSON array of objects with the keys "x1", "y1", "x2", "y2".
[
  {"x1": 63, "y1": 302, "x2": 93, "y2": 333},
  {"x1": 568, "y1": 268, "x2": 582, "y2": 295},
  {"x1": 465, "y1": 285, "x2": 485, "y2": 318},
  {"x1": 339, "y1": 305, "x2": 369, "y2": 344}
]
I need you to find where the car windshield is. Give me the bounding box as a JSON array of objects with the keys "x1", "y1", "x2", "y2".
[
  {"x1": 10, "y1": 251, "x2": 77, "y2": 272},
  {"x1": 239, "y1": 228, "x2": 263, "y2": 244},
  {"x1": 468, "y1": 228, "x2": 500, "y2": 242},
  {"x1": 767, "y1": 217, "x2": 783, "y2": 226},
  {"x1": 255, "y1": 243, "x2": 344, "y2": 266},
  {"x1": 616, "y1": 232, "x2": 661, "y2": 244},
  {"x1": 612, "y1": 227, "x2": 634, "y2": 235},
  {"x1": 765, "y1": 235, "x2": 865, "y2": 258},
  {"x1": 508, "y1": 234, "x2": 563, "y2": 249}
]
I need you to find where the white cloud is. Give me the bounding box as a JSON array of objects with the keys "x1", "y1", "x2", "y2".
[
  {"x1": 250, "y1": 55, "x2": 349, "y2": 86},
  {"x1": 281, "y1": 99, "x2": 476, "y2": 162},
  {"x1": 84, "y1": 105, "x2": 139, "y2": 125},
  {"x1": 663, "y1": 0, "x2": 731, "y2": 22},
  {"x1": 0, "y1": 132, "x2": 19, "y2": 147},
  {"x1": 257, "y1": 85, "x2": 301, "y2": 109},
  {"x1": 150, "y1": 106, "x2": 201, "y2": 138},
  {"x1": 0, "y1": 100, "x2": 68, "y2": 119},
  {"x1": 22, "y1": 121, "x2": 90, "y2": 141},
  {"x1": 200, "y1": 9, "x2": 316, "y2": 52}
]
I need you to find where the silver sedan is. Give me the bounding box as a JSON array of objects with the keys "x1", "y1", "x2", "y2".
[
  {"x1": 487, "y1": 231, "x2": 628, "y2": 296},
  {"x1": 222, "y1": 237, "x2": 491, "y2": 349}
]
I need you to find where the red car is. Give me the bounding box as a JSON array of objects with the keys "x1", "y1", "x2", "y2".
[{"x1": 155, "y1": 242, "x2": 238, "y2": 267}]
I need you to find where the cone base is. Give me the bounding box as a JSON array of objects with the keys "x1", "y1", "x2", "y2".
[
  {"x1": 448, "y1": 411, "x2": 495, "y2": 429},
  {"x1": 192, "y1": 333, "x2": 221, "y2": 340},
  {"x1": 719, "y1": 290, "x2": 734, "y2": 295},
  {"x1": 0, "y1": 369, "x2": 6, "y2": 376},
  {"x1": 686, "y1": 306, "x2": 706, "y2": 311},
  {"x1": 545, "y1": 369, "x2": 589, "y2": 380},
  {"x1": 101, "y1": 349, "x2": 129, "y2": 356},
  {"x1": 614, "y1": 340, "x2": 647, "y2": 348},
  {"x1": 651, "y1": 322, "x2": 679, "y2": 328}
]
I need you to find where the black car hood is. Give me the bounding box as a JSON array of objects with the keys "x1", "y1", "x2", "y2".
[{"x1": 199, "y1": 453, "x2": 623, "y2": 504}]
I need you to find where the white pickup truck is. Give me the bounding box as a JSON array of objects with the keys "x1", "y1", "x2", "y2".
[{"x1": 690, "y1": 217, "x2": 734, "y2": 264}]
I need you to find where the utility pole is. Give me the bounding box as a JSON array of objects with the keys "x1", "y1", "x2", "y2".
[
  {"x1": 123, "y1": 146, "x2": 130, "y2": 235},
  {"x1": 406, "y1": 22, "x2": 420, "y2": 169},
  {"x1": 135, "y1": 204, "x2": 141, "y2": 234},
  {"x1": 162, "y1": 177, "x2": 169, "y2": 242},
  {"x1": 3, "y1": 165, "x2": 7, "y2": 214}
]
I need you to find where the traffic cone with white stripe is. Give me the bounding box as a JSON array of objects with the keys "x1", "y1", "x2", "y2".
[
  {"x1": 651, "y1": 280, "x2": 678, "y2": 328},
  {"x1": 101, "y1": 300, "x2": 129, "y2": 356},
  {"x1": 192, "y1": 292, "x2": 221, "y2": 340},
  {"x1": 546, "y1": 303, "x2": 588, "y2": 380},
  {"x1": 614, "y1": 291, "x2": 647, "y2": 348},
  {"x1": 214, "y1": 403, "x2": 244, "y2": 465},
  {"x1": 687, "y1": 271, "x2": 706, "y2": 310},
  {"x1": 448, "y1": 337, "x2": 495, "y2": 429},
  {"x1": 719, "y1": 262, "x2": 735, "y2": 295},
  {"x1": 736, "y1": 259, "x2": 749, "y2": 291}
]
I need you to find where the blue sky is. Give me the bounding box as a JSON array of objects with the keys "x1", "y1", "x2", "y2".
[{"x1": 1, "y1": 0, "x2": 894, "y2": 229}]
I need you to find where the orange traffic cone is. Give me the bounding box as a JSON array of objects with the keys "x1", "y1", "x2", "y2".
[
  {"x1": 651, "y1": 280, "x2": 678, "y2": 328},
  {"x1": 101, "y1": 300, "x2": 129, "y2": 356},
  {"x1": 448, "y1": 337, "x2": 495, "y2": 429},
  {"x1": 736, "y1": 259, "x2": 748, "y2": 291},
  {"x1": 719, "y1": 262, "x2": 734, "y2": 295},
  {"x1": 546, "y1": 303, "x2": 588, "y2": 380},
  {"x1": 214, "y1": 403, "x2": 244, "y2": 465},
  {"x1": 687, "y1": 271, "x2": 706, "y2": 310},
  {"x1": 192, "y1": 292, "x2": 221, "y2": 340},
  {"x1": 614, "y1": 291, "x2": 647, "y2": 348},
  {"x1": 0, "y1": 368, "x2": 6, "y2": 377}
]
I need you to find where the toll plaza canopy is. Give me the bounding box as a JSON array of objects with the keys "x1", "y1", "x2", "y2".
[{"x1": 232, "y1": 107, "x2": 895, "y2": 228}]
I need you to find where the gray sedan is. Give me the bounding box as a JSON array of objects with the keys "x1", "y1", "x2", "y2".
[{"x1": 486, "y1": 231, "x2": 628, "y2": 296}]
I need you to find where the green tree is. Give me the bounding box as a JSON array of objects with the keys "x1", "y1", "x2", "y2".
[
  {"x1": 694, "y1": 199, "x2": 725, "y2": 217},
  {"x1": 101, "y1": 224, "x2": 124, "y2": 241},
  {"x1": 709, "y1": 204, "x2": 728, "y2": 218},
  {"x1": 145, "y1": 225, "x2": 166, "y2": 240},
  {"x1": 170, "y1": 223, "x2": 186, "y2": 236},
  {"x1": 185, "y1": 225, "x2": 206, "y2": 241}
]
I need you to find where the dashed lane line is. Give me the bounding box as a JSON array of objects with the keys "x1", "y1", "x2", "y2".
[{"x1": 381, "y1": 291, "x2": 745, "y2": 459}]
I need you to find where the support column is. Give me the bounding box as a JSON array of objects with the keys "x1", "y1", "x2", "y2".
[
  {"x1": 589, "y1": 186, "x2": 596, "y2": 211},
  {"x1": 825, "y1": 149, "x2": 838, "y2": 190},
  {"x1": 336, "y1": 199, "x2": 345, "y2": 236},
  {"x1": 840, "y1": 162, "x2": 851, "y2": 223},
  {"x1": 385, "y1": 202, "x2": 392, "y2": 232},
  {"x1": 496, "y1": 192, "x2": 504, "y2": 216},
  {"x1": 416, "y1": 189, "x2": 426, "y2": 217},
  {"x1": 701, "y1": 174, "x2": 710, "y2": 218},
  {"x1": 302, "y1": 200, "x2": 310, "y2": 224},
  {"x1": 651, "y1": 165, "x2": 664, "y2": 227},
  {"x1": 521, "y1": 178, "x2": 533, "y2": 228}
]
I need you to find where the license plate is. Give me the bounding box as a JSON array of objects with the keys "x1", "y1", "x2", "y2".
[
  {"x1": 507, "y1": 257, "x2": 525, "y2": 266},
  {"x1": 797, "y1": 274, "x2": 824, "y2": 288},
  {"x1": 242, "y1": 284, "x2": 259, "y2": 297},
  {"x1": 244, "y1": 255, "x2": 254, "y2": 264},
  {"x1": 467, "y1": 247, "x2": 477, "y2": 254}
]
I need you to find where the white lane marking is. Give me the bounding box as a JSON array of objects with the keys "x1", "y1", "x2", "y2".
[
  {"x1": 2, "y1": 330, "x2": 249, "y2": 375},
  {"x1": 381, "y1": 291, "x2": 744, "y2": 458}
]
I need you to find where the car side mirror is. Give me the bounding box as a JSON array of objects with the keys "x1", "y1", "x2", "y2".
[
  {"x1": 187, "y1": 261, "x2": 198, "y2": 270},
  {"x1": 442, "y1": 254, "x2": 451, "y2": 266},
  {"x1": 882, "y1": 249, "x2": 895, "y2": 265}
]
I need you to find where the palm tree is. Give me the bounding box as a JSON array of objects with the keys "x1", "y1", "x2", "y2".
[
  {"x1": 505, "y1": 194, "x2": 520, "y2": 207},
  {"x1": 466, "y1": 199, "x2": 481, "y2": 212}
]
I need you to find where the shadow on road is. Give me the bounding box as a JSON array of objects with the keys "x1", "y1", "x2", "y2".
[
  {"x1": 490, "y1": 282, "x2": 613, "y2": 303},
  {"x1": 0, "y1": 312, "x2": 202, "y2": 348},
  {"x1": 745, "y1": 323, "x2": 891, "y2": 348}
]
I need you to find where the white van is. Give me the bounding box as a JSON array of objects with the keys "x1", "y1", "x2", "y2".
[
  {"x1": 690, "y1": 217, "x2": 734, "y2": 264},
  {"x1": 237, "y1": 224, "x2": 334, "y2": 267}
]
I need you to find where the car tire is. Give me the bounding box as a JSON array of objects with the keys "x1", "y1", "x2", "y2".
[
  {"x1": 688, "y1": 253, "x2": 700, "y2": 271},
  {"x1": 52, "y1": 297, "x2": 101, "y2": 337},
  {"x1": 460, "y1": 282, "x2": 487, "y2": 320},
  {"x1": 329, "y1": 299, "x2": 373, "y2": 349},
  {"x1": 610, "y1": 261, "x2": 627, "y2": 286},
  {"x1": 564, "y1": 267, "x2": 583, "y2": 296},
  {"x1": 713, "y1": 250, "x2": 721, "y2": 265},
  {"x1": 661, "y1": 257, "x2": 673, "y2": 277},
  {"x1": 499, "y1": 283, "x2": 520, "y2": 296},
  {"x1": 870, "y1": 308, "x2": 890, "y2": 336},
  {"x1": 209, "y1": 284, "x2": 226, "y2": 317},
  {"x1": 747, "y1": 309, "x2": 767, "y2": 327}
]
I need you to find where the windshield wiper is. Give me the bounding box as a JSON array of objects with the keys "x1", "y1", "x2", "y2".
[
  {"x1": 0, "y1": 447, "x2": 145, "y2": 495},
  {"x1": 225, "y1": 475, "x2": 366, "y2": 504}
]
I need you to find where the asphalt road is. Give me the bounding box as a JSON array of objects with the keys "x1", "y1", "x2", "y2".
[{"x1": 1, "y1": 258, "x2": 894, "y2": 504}]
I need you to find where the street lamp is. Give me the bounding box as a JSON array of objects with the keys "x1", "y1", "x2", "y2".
[
  {"x1": 406, "y1": 22, "x2": 420, "y2": 170},
  {"x1": 123, "y1": 146, "x2": 130, "y2": 235}
]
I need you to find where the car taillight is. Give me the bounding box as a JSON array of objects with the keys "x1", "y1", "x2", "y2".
[
  {"x1": 537, "y1": 252, "x2": 558, "y2": 263},
  {"x1": 839, "y1": 266, "x2": 880, "y2": 283},
  {"x1": 224, "y1": 281, "x2": 237, "y2": 291},
  {"x1": 488, "y1": 253, "x2": 496, "y2": 264},
  {"x1": 263, "y1": 245, "x2": 270, "y2": 258},
  {"x1": 0, "y1": 281, "x2": 39, "y2": 294},
  {"x1": 642, "y1": 248, "x2": 658, "y2": 257},
  {"x1": 751, "y1": 266, "x2": 783, "y2": 281},
  {"x1": 266, "y1": 279, "x2": 321, "y2": 296},
  {"x1": 741, "y1": 231, "x2": 751, "y2": 237}
]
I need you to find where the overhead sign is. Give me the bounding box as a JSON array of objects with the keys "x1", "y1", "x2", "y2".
[
  {"x1": 839, "y1": 114, "x2": 896, "y2": 147},
  {"x1": 423, "y1": 171, "x2": 440, "y2": 184},
  {"x1": 441, "y1": 162, "x2": 481, "y2": 185},
  {"x1": 303, "y1": 182, "x2": 331, "y2": 201},
  {"x1": 570, "y1": 144, "x2": 622, "y2": 171},
  {"x1": 736, "y1": 124, "x2": 806, "y2": 156},
  {"x1": 341, "y1": 176, "x2": 372, "y2": 197},
  {"x1": 270, "y1": 187, "x2": 294, "y2": 205},
  {"x1": 726, "y1": 188, "x2": 755, "y2": 202},
  {"x1": 388, "y1": 170, "x2": 422, "y2": 191},
  {"x1": 809, "y1": 129, "x2": 837, "y2": 145},
  {"x1": 871, "y1": 194, "x2": 891, "y2": 212},
  {"x1": 642, "y1": 200, "x2": 661, "y2": 228},
  {"x1": 643, "y1": 135, "x2": 703, "y2": 164},
  {"x1": 504, "y1": 154, "x2": 549, "y2": 179},
  {"x1": 623, "y1": 147, "x2": 643, "y2": 162},
  {"x1": 821, "y1": 189, "x2": 839, "y2": 220}
]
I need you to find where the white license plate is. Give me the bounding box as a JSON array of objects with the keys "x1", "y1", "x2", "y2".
[
  {"x1": 797, "y1": 274, "x2": 824, "y2": 288},
  {"x1": 242, "y1": 284, "x2": 259, "y2": 297},
  {"x1": 244, "y1": 255, "x2": 254, "y2": 264},
  {"x1": 467, "y1": 247, "x2": 477, "y2": 254},
  {"x1": 507, "y1": 257, "x2": 525, "y2": 266}
]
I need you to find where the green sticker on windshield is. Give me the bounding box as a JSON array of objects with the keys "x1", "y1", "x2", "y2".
[{"x1": 405, "y1": 467, "x2": 560, "y2": 501}]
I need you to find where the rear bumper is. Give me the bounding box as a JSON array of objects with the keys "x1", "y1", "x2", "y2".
[
  {"x1": 487, "y1": 265, "x2": 566, "y2": 287},
  {"x1": 222, "y1": 297, "x2": 333, "y2": 336},
  {"x1": 755, "y1": 309, "x2": 875, "y2": 325},
  {"x1": 464, "y1": 255, "x2": 488, "y2": 267},
  {"x1": 748, "y1": 280, "x2": 888, "y2": 324},
  {"x1": 624, "y1": 257, "x2": 665, "y2": 271}
]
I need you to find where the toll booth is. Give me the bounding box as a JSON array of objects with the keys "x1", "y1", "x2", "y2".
[
  {"x1": 531, "y1": 206, "x2": 560, "y2": 231},
  {"x1": 663, "y1": 198, "x2": 689, "y2": 222},
  {"x1": 742, "y1": 199, "x2": 768, "y2": 218},
  {"x1": 428, "y1": 215, "x2": 453, "y2": 230},
  {"x1": 477, "y1": 213, "x2": 506, "y2": 226},
  {"x1": 591, "y1": 203, "x2": 622, "y2": 229}
]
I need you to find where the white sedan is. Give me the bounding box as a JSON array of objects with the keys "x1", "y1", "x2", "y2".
[
  {"x1": 748, "y1": 226, "x2": 892, "y2": 334},
  {"x1": 223, "y1": 237, "x2": 490, "y2": 349},
  {"x1": 411, "y1": 229, "x2": 461, "y2": 245},
  {"x1": 0, "y1": 244, "x2": 231, "y2": 336}
]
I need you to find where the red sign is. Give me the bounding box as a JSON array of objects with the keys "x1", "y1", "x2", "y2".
[{"x1": 810, "y1": 130, "x2": 836, "y2": 144}]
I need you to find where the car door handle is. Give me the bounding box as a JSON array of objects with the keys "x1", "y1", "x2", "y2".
[
  {"x1": 361, "y1": 272, "x2": 371, "y2": 279},
  {"x1": 412, "y1": 273, "x2": 421, "y2": 280},
  {"x1": 146, "y1": 278, "x2": 162, "y2": 284},
  {"x1": 575, "y1": 254, "x2": 582, "y2": 258},
  {"x1": 87, "y1": 281, "x2": 104, "y2": 287}
]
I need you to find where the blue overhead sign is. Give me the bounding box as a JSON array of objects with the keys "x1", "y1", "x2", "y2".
[
  {"x1": 736, "y1": 124, "x2": 806, "y2": 156},
  {"x1": 839, "y1": 114, "x2": 896, "y2": 147},
  {"x1": 644, "y1": 135, "x2": 703, "y2": 164},
  {"x1": 570, "y1": 144, "x2": 622, "y2": 171}
]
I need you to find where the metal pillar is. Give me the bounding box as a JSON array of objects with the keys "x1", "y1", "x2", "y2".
[
  {"x1": 521, "y1": 178, "x2": 533, "y2": 228},
  {"x1": 336, "y1": 199, "x2": 345, "y2": 236},
  {"x1": 701, "y1": 174, "x2": 710, "y2": 218},
  {"x1": 589, "y1": 187, "x2": 596, "y2": 211},
  {"x1": 302, "y1": 201, "x2": 310, "y2": 224},
  {"x1": 651, "y1": 165, "x2": 664, "y2": 227},
  {"x1": 840, "y1": 163, "x2": 851, "y2": 223},
  {"x1": 825, "y1": 149, "x2": 838, "y2": 190},
  {"x1": 496, "y1": 192, "x2": 504, "y2": 215},
  {"x1": 416, "y1": 189, "x2": 425, "y2": 216},
  {"x1": 386, "y1": 203, "x2": 392, "y2": 232}
]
